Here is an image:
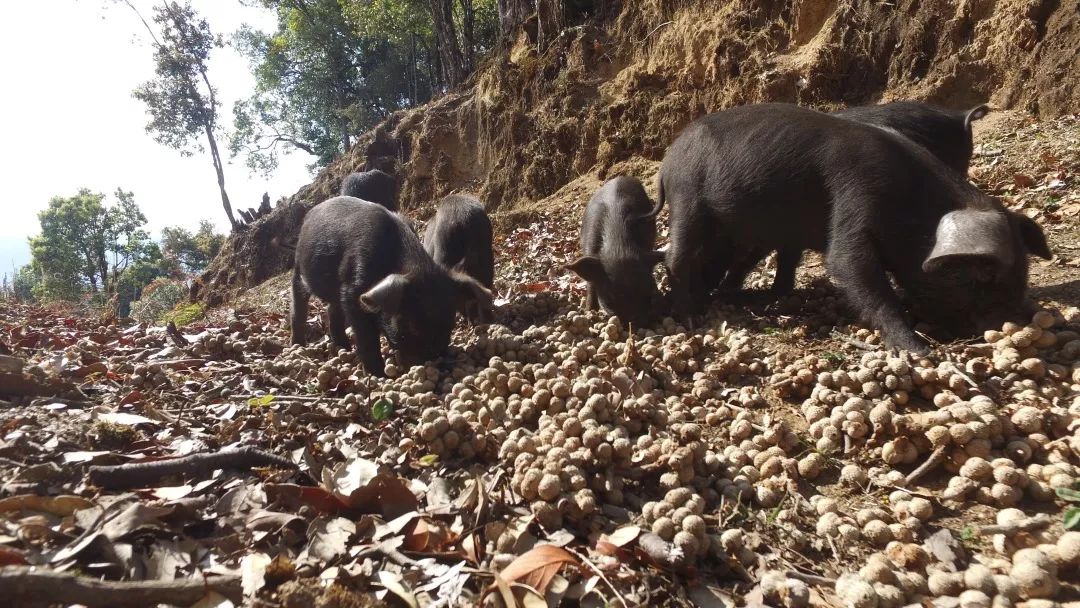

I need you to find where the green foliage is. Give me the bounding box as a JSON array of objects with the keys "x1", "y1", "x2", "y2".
[
  {"x1": 1058, "y1": 486, "x2": 1080, "y2": 530},
  {"x1": 130, "y1": 278, "x2": 188, "y2": 324},
  {"x1": 28, "y1": 189, "x2": 156, "y2": 301},
  {"x1": 231, "y1": 0, "x2": 498, "y2": 173},
  {"x1": 10, "y1": 266, "x2": 39, "y2": 302},
  {"x1": 165, "y1": 302, "x2": 206, "y2": 327},
  {"x1": 160, "y1": 220, "x2": 224, "y2": 275},
  {"x1": 132, "y1": 1, "x2": 223, "y2": 155},
  {"x1": 371, "y1": 398, "x2": 394, "y2": 421}
]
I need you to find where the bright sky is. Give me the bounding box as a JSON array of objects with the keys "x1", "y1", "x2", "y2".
[{"x1": 0, "y1": 0, "x2": 315, "y2": 274}]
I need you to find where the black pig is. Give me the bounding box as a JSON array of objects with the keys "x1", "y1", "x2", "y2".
[
  {"x1": 567, "y1": 176, "x2": 664, "y2": 325},
  {"x1": 833, "y1": 101, "x2": 989, "y2": 175},
  {"x1": 422, "y1": 194, "x2": 495, "y2": 324},
  {"x1": 291, "y1": 196, "x2": 493, "y2": 375},
  {"x1": 340, "y1": 169, "x2": 398, "y2": 211},
  {"x1": 713, "y1": 101, "x2": 992, "y2": 296},
  {"x1": 658, "y1": 103, "x2": 1050, "y2": 353}
]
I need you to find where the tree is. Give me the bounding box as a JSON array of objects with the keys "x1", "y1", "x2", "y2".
[
  {"x1": 232, "y1": 0, "x2": 367, "y2": 172},
  {"x1": 11, "y1": 266, "x2": 39, "y2": 302},
  {"x1": 125, "y1": 1, "x2": 240, "y2": 230},
  {"x1": 28, "y1": 189, "x2": 156, "y2": 301},
  {"x1": 160, "y1": 220, "x2": 225, "y2": 274},
  {"x1": 232, "y1": 0, "x2": 498, "y2": 174}
]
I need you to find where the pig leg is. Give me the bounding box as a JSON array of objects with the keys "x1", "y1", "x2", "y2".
[
  {"x1": 343, "y1": 295, "x2": 385, "y2": 376},
  {"x1": 825, "y1": 239, "x2": 928, "y2": 354},
  {"x1": 290, "y1": 269, "x2": 310, "y2": 345},
  {"x1": 667, "y1": 211, "x2": 717, "y2": 319},
  {"x1": 716, "y1": 248, "x2": 767, "y2": 294},
  {"x1": 770, "y1": 247, "x2": 803, "y2": 296},
  {"x1": 327, "y1": 299, "x2": 349, "y2": 351}
]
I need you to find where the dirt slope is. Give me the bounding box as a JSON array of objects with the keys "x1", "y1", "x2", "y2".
[{"x1": 198, "y1": 0, "x2": 1080, "y2": 305}]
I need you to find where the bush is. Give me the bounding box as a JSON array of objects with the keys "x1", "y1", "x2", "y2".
[
  {"x1": 165, "y1": 303, "x2": 206, "y2": 327},
  {"x1": 130, "y1": 278, "x2": 187, "y2": 324}
]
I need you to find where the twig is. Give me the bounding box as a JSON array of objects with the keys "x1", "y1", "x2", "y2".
[
  {"x1": 232, "y1": 394, "x2": 327, "y2": 402},
  {"x1": 88, "y1": 446, "x2": 296, "y2": 489},
  {"x1": 165, "y1": 322, "x2": 189, "y2": 347},
  {"x1": 0, "y1": 567, "x2": 240, "y2": 606},
  {"x1": 785, "y1": 570, "x2": 836, "y2": 588},
  {"x1": 634, "y1": 20, "x2": 673, "y2": 44},
  {"x1": 973, "y1": 514, "x2": 1053, "y2": 537},
  {"x1": 901, "y1": 446, "x2": 947, "y2": 488},
  {"x1": 149, "y1": 358, "x2": 206, "y2": 370},
  {"x1": 564, "y1": 544, "x2": 629, "y2": 608},
  {"x1": 830, "y1": 331, "x2": 878, "y2": 351}
]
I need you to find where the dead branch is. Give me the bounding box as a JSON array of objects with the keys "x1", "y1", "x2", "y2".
[
  {"x1": 88, "y1": 446, "x2": 297, "y2": 489},
  {"x1": 785, "y1": 570, "x2": 836, "y2": 588},
  {"x1": 901, "y1": 445, "x2": 947, "y2": 488},
  {"x1": 973, "y1": 514, "x2": 1053, "y2": 537},
  {"x1": 830, "y1": 331, "x2": 878, "y2": 352},
  {"x1": 165, "y1": 322, "x2": 189, "y2": 347},
  {"x1": 564, "y1": 544, "x2": 629, "y2": 608},
  {"x1": 0, "y1": 567, "x2": 240, "y2": 606}
]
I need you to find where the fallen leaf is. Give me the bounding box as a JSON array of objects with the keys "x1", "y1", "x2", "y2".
[
  {"x1": 0, "y1": 494, "x2": 95, "y2": 517},
  {"x1": 241, "y1": 552, "x2": 271, "y2": 597},
  {"x1": 1013, "y1": 173, "x2": 1035, "y2": 188},
  {"x1": 923, "y1": 528, "x2": 963, "y2": 569},
  {"x1": 94, "y1": 412, "x2": 157, "y2": 427},
  {"x1": 264, "y1": 483, "x2": 347, "y2": 515},
  {"x1": 378, "y1": 570, "x2": 419, "y2": 608},
  {"x1": 323, "y1": 458, "x2": 417, "y2": 517},
  {"x1": 688, "y1": 584, "x2": 736, "y2": 607},
  {"x1": 499, "y1": 544, "x2": 580, "y2": 594},
  {"x1": 101, "y1": 502, "x2": 173, "y2": 540},
  {"x1": 302, "y1": 516, "x2": 355, "y2": 563},
  {"x1": 0, "y1": 546, "x2": 28, "y2": 566},
  {"x1": 151, "y1": 485, "x2": 193, "y2": 501}
]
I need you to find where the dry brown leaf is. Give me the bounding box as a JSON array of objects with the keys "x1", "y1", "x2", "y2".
[
  {"x1": 498, "y1": 544, "x2": 580, "y2": 594},
  {"x1": 0, "y1": 494, "x2": 95, "y2": 517}
]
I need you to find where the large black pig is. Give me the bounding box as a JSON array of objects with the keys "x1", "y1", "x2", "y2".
[
  {"x1": 833, "y1": 101, "x2": 989, "y2": 174},
  {"x1": 713, "y1": 101, "x2": 991, "y2": 296},
  {"x1": 422, "y1": 194, "x2": 495, "y2": 324},
  {"x1": 567, "y1": 176, "x2": 664, "y2": 325},
  {"x1": 291, "y1": 196, "x2": 493, "y2": 375},
  {"x1": 658, "y1": 103, "x2": 1050, "y2": 353},
  {"x1": 340, "y1": 169, "x2": 398, "y2": 211}
]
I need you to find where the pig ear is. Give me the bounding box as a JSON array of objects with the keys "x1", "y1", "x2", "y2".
[
  {"x1": 566, "y1": 256, "x2": 606, "y2": 282},
  {"x1": 453, "y1": 274, "x2": 493, "y2": 314},
  {"x1": 964, "y1": 104, "x2": 990, "y2": 131},
  {"x1": 922, "y1": 210, "x2": 1013, "y2": 273},
  {"x1": 359, "y1": 274, "x2": 409, "y2": 313},
  {"x1": 1010, "y1": 212, "x2": 1052, "y2": 259}
]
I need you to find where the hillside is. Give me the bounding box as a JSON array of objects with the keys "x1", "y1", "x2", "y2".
[{"x1": 196, "y1": 0, "x2": 1080, "y2": 304}]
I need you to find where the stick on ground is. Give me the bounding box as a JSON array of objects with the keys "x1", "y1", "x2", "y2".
[
  {"x1": 0, "y1": 567, "x2": 240, "y2": 607},
  {"x1": 88, "y1": 446, "x2": 297, "y2": 489},
  {"x1": 901, "y1": 445, "x2": 948, "y2": 488},
  {"x1": 973, "y1": 514, "x2": 1053, "y2": 537}
]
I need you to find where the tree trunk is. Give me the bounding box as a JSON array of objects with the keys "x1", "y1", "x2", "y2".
[
  {"x1": 429, "y1": 0, "x2": 466, "y2": 87},
  {"x1": 498, "y1": 0, "x2": 530, "y2": 38},
  {"x1": 203, "y1": 123, "x2": 238, "y2": 231},
  {"x1": 460, "y1": 0, "x2": 475, "y2": 73}
]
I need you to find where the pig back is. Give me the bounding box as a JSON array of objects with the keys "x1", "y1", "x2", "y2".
[
  {"x1": 296, "y1": 197, "x2": 414, "y2": 301},
  {"x1": 582, "y1": 176, "x2": 655, "y2": 257},
  {"x1": 423, "y1": 194, "x2": 494, "y2": 287},
  {"x1": 832, "y1": 102, "x2": 975, "y2": 174}
]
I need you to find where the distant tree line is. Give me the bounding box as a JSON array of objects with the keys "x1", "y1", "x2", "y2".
[{"x1": 0, "y1": 189, "x2": 223, "y2": 307}]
